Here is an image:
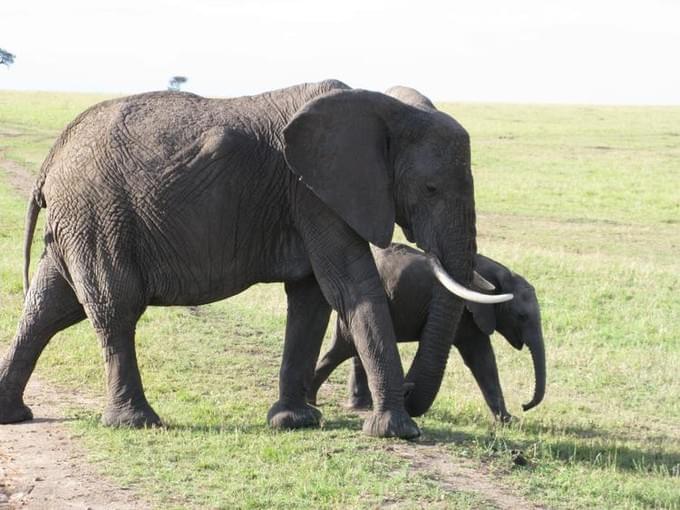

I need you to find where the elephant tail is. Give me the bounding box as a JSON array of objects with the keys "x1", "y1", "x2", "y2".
[{"x1": 23, "y1": 191, "x2": 43, "y2": 296}]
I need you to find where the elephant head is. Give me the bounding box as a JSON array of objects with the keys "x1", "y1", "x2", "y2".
[
  {"x1": 284, "y1": 86, "x2": 512, "y2": 421},
  {"x1": 284, "y1": 87, "x2": 473, "y2": 261},
  {"x1": 466, "y1": 255, "x2": 546, "y2": 411}
]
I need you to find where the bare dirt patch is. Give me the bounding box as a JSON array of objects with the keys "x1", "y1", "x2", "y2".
[
  {"x1": 0, "y1": 158, "x2": 151, "y2": 509},
  {"x1": 0, "y1": 377, "x2": 151, "y2": 510},
  {"x1": 385, "y1": 442, "x2": 548, "y2": 510}
]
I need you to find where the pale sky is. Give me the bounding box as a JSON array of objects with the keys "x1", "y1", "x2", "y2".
[{"x1": 2, "y1": 0, "x2": 679, "y2": 104}]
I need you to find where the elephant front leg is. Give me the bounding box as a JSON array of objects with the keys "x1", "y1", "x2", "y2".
[
  {"x1": 293, "y1": 191, "x2": 419, "y2": 438},
  {"x1": 347, "y1": 297, "x2": 419, "y2": 439},
  {"x1": 456, "y1": 333, "x2": 512, "y2": 422},
  {"x1": 267, "y1": 275, "x2": 331, "y2": 429}
]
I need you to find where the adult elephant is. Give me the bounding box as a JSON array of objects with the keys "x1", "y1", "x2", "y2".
[
  {"x1": 0, "y1": 80, "x2": 510, "y2": 439},
  {"x1": 308, "y1": 245, "x2": 546, "y2": 420}
]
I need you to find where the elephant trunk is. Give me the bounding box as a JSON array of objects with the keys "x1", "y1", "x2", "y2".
[
  {"x1": 522, "y1": 328, "x2": 546, "y2": 411},
  {"x1": 405, "y1": 204, "x2": 476, "y2": 416}
]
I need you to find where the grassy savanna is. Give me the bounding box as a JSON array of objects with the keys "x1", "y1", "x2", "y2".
[{"x1": 1, "y1": 90, "x2": 678, "y2": 509}]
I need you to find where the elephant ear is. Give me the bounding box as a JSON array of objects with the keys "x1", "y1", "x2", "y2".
[
  {"x1": 283, "y1": 89, "x2": 395, "y2": 248},
  {"x1": 466, "y1": 301, "x2": 497, "y2": 336}
]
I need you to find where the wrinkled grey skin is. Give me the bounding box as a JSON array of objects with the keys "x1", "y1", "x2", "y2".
[
  {"x1": 0, "y1": 81, "x2": 478, "y2": 439},
  {"x1": 308, "y1": 244, "x2": 546, "y2": 421}
]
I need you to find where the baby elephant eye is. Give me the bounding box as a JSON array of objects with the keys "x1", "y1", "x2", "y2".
[{"x1": 426, "y1": 183, "x2": 438, "y2": 194}]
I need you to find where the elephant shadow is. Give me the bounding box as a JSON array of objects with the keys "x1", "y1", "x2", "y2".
[
  {"x1": 164, "y1": 422, "x2": 263, "y2": 435},
  {"x1": 163, "y1": 415, "x2": 365, "y2": 436},
  {"x1": 321, "y1": 415, "x2": 364, "y2": 432},
  {"x1": 139, "y1": 411, "x2": 680, "y2": 477},
  {"x1": 22, "y1": 416, "x2": 74, "y2": 425},
  {"x1": 421, "y1": 409, "x2": 680, "y2": 475}
]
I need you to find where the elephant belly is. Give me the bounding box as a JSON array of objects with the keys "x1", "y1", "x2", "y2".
[{"x1": 140, "y1": 206, "x2": 312, "y2": 306}]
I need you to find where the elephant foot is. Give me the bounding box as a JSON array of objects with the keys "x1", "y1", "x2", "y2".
[
  {"x1": 497, "y1": 412, "x2": 514, "y2": 425},
  {"x1": 101, "y1": 401, "x2": 162, "y2": 428},
  {"x1": 267, "y1": 400, "x2": 321, "y2": 430},
  {"x1": 345, "y1": 394, "x2": 373, "y2": 411},
  {"x1": 362, "y1": 409, "x2": 420, "y2": 439},
  {"x1": 0, "y1": 395, "x2": 33, "y2": 424}
]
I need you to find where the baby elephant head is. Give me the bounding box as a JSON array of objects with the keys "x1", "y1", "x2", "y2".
[{"x1": 466, "y1": 255, "x2": 546, "y2": 411}]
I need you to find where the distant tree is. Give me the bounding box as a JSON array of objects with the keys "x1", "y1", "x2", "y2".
[
  {"x1": 168, "y1": 76, "x2": 188, "y2": 91},
  {"x1": 0, "y1": 48, "x2": 15, "y2": 68}
]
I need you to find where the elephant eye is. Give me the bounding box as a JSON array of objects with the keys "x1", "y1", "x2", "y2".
[{"x1": 425, "y1": 183, "x2": 438, "y2": 194}]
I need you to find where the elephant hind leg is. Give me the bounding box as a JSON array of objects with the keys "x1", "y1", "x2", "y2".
[
  {"x1": 346, "y1": 356, "x2": 373, "y2": 410},
  {"x1": 72, "y1": 268, "x2": 161, "y2": 429},
  {"x1": 0, "y1": 255, "x2": 86, "y2": 424},
  {"x1": 96, "y1": 324, "x2": 161, "y2": 428},
  {"x1": 307, "y1": 322, "x2": 357, "y2": 406}
]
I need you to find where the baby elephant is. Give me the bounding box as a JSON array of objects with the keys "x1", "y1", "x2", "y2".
[{"x1": 308, "y1": 244, "x2": 546, "y2": 421}]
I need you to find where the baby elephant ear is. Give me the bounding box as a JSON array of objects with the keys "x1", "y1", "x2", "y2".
[
  {"x1": 283, "y1": 89, "x2": 395, "y2": 248},
  {"x1": 466, "y1": 301, "x2": 497, "y2": 336}
]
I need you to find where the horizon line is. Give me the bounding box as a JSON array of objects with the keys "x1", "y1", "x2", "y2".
[{"x1": 1, "y1": 87, "x2": 679, "y2": 109}]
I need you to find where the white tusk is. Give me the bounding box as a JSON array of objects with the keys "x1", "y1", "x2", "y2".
[
  {"x1": 473, "y1": 271, "x2": 496, "y2": 291},
  {"x1": 428, "y1": 256, "x2": 513, "y2": 304}
]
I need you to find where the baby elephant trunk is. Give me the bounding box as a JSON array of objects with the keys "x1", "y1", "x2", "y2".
[{"x1": 522, "y1": 328, "x2": 546, "y2": 411}]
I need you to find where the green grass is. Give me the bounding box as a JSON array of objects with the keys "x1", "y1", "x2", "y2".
[
  {"x1": 1, "y1": 91, "x2": 679, "y2": 509},
  {"x1": 0, "y1": 91, "x2": 114, "y2": 170}
]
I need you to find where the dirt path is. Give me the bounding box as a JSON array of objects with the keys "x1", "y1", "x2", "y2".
[
  {"x1": 385, "y1": 442, "x2": 548, "y2": 510},
  {"x1": 1, "y1": 158, "x2": 152, "y2": 509},
  {"x1": 0, "y1": 377, "x2": 151, "y2": 510},
  {"x1": 0, "y1": 387, "x2": 542, "y2": 510}
]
